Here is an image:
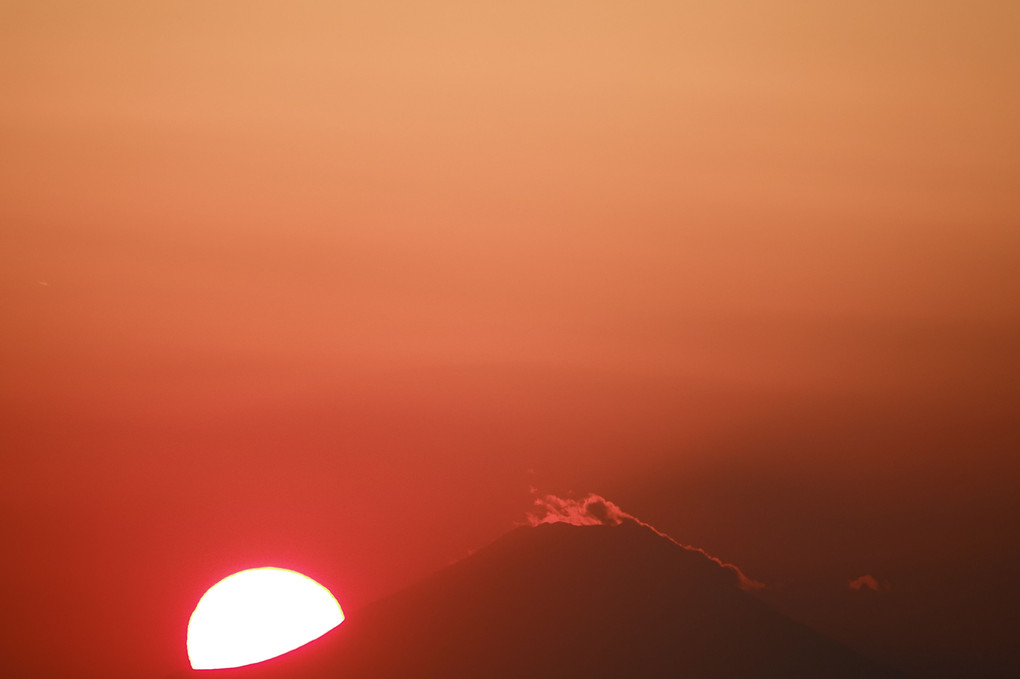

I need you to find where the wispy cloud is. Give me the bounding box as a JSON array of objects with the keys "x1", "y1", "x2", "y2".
[
  {"x1": 526, "y1": 491, "x2": 764, "y2": 591},
  {"x1": 526, "y1": 491, "x2": 630, "y2": 527}
]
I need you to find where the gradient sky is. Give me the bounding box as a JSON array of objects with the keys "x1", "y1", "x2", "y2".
[{"x1": 2, "y1": 2, "x2": 1018, "y2": 678}]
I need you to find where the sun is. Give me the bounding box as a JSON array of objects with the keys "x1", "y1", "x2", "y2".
[{"x1": 187, "y1": 567, "x2": 344, "y2": 670}]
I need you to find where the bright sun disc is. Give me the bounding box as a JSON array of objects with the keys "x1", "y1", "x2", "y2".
[{"x1": 187, "y1": 567, "x2": 344, "y2": 670}]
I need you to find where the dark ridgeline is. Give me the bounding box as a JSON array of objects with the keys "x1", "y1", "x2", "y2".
[{"x1": 175, "y1": 522, "x2": 906, "y2": 678}]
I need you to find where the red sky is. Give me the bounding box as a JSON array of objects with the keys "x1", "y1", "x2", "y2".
[{"x1": 2, "y1": 2, "x2": 1018, "y2": 677}]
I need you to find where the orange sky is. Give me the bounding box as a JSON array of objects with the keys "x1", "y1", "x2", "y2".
[{"x1": 2, "y1": 2, "x2": 1019, "y2": 677}]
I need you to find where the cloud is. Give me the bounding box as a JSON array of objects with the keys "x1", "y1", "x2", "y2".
[
  {"x1": 526, "y1": 491, "x2": 765, "y2": 591},
  {"x1": 849, "y1": 574, "x2": 890, "y2": 592},
  {"x1": 526, "y1": 491, "x2": 630, "y2": 527}
]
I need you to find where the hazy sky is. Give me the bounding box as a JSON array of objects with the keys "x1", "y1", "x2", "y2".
[{"x1": 2, "y1": 2, "x2": 1018, "y2": 677}]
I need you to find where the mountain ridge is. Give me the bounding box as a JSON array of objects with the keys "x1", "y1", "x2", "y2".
[{"x1": 176, "y1": 522, "x2": 907, "y2": 678}]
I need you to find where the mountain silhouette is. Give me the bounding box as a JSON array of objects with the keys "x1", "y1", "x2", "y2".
[{"x1": 176, "y1": 522, "x2": 906, "y2": 678}]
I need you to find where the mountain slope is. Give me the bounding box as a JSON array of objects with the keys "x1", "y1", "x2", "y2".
[{"x1": 185, "y1": 522, "x2": 905, "y2": 678}]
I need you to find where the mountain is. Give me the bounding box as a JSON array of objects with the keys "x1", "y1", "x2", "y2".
[{"x1": 175, "y1": 522, "x2": 906, "y2": 678}]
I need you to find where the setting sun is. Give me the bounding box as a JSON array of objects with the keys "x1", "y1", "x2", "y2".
[{"x1": 187, "y1": 567, "x2": 344, "y2": 670}]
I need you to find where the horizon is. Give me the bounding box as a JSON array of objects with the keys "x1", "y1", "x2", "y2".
[{"x1": 166, "y1": 515, "x2": 909, "y2": 678}]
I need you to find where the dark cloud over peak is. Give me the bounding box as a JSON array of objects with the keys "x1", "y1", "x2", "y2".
[{"x1": 849, "y1": 574, "x2": 890, "y2": 592}]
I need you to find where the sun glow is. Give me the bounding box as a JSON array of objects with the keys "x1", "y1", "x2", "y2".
[{"x1": 187, "y1": 567, "x2": 344, "y2": 670}]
